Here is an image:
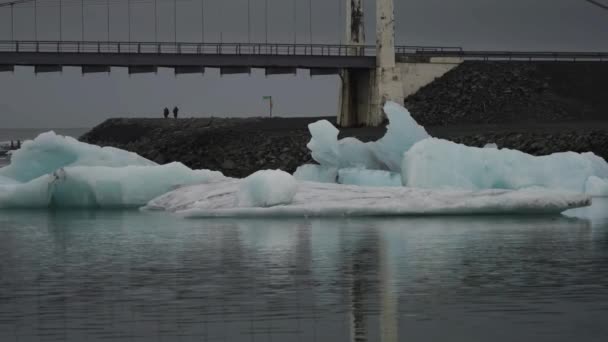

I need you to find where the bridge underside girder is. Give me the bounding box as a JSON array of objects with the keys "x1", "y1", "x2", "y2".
[
  {"x1": 0, "y1": 52, "x2": 374, "y2": 70},
  {"x1": 0, "y1": 63, "x2": 349, "y2": 77},
  {"x1": 174, "y1": 66, "x2": 204, "y2": 75},
  {"x1": 82, "y1": 65, "x2": 110, "y2": 74},
  {"x1": 129, "y1": 66, "x2": 157, "y2": 74}
]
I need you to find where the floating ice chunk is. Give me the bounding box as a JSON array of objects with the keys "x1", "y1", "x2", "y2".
[
  {"x1": 403, "y1": 138, "x2": 608, "y2": 193},
  {"x1": 237, "y1": 170, "x2": 297, "y2": 207},
  {"x1": 306, "y1": 102, "x2": 429, "y2": 172},
  {"x1": 337, "y1": 138, "x2": 380, "y2": 169},
  {"x1": 484, "y1": 143, "x2": 498, "y2": 149},
  {"x1": 293, "y1": 164, "x2": 337, "y2": 183},
  {"x1": 585, "y1": 176, "x2": 608, "y2": 197},
  {"x1": 0, "y1": 131, "x2": 155, "y2": 183},
  {"x1": 146, "y1": 180, "x2": 590, "y2": 217},
  {"x1": 338, "y1": 168, "x2": 402, "y2": 187},
  {"x1": 307, "y1": 120, "x2": 340, "y2": 167},
  {"x1": 0, "y1": 163, "x2": 224, "y2": 209},
  {"x1": 368, "y1": 101, "x2": 430, "y2": 171},
  {"x1": 0, "y1": 175, "x2": 17, "y2": 185}
]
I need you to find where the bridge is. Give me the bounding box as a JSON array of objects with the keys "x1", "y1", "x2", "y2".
[{"x1": 1, "y1": 0, "x2": 607, "y2": 126}]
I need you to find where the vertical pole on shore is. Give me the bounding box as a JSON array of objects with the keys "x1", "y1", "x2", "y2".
[
  {"x1": 174, "y1": 0, "x2": 177, "y2": 43},
  {"x1": 247, "y1": 0, "x2": 251, "y2": 44},
  {"x1": 154, "y1": 0, "x2": 158, "y2": 42}
]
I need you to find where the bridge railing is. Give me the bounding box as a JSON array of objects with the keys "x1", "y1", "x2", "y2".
[
  {"x1": 2, "y1": 41, "x2": 604, "y2": 62},
  {"x1": 407, "y1": 49, "x2": 608, "y2": 61},
  {"x1": 395, "y1": 45, "x2": 464, "y2": 54},
  {"x1": 0, "y1": 41, "x2": 379, "y2": 57}
]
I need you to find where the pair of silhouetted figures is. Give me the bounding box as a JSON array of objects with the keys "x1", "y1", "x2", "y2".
[{"x1": 163, "y1": 106, "x2": 179, "y2": 119}]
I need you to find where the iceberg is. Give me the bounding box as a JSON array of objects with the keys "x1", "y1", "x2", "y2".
[
  {"x1": 0, "y1": 163, "x2": 223, "y2": 209},
  {"x1": 306, "y1": 103, "x2": 429, "y2": 173},
  {"x1": 338, "y1": 168, "x2": 402, "y2": 187},
  {"x1": 301, "y1": 101, "x2": 608, "y2": 196},
  {"x1": 307, "y1": 122, "x2": 380, "y2": 170},
  {"x1": 368, "y1": 101, "x2": 430, "y2": 172},
  {"x1": 0, "y1": 101, "x2": 605, "y2": 213},
  {"x1": 0, "y1": 132, "x2": 154, "y2": 183},
  {"x1": 0, "y1": 132, "x2": 224, "y2": 208},
  {"x1": 403, "y1": 138, "x2": 608, "y2": 193},
  {"x1": 293, "y1": 164, "x2": 338, "y2": 183},
  {"x1": 237, "y1": 170, "x2": 297, "y2": 207},
  {"x1": 584, "y1": 176, "x2": 608, "y2": 197},
  {"x1": 145, "y1": 180, "x2": 590, "y2": 217}
]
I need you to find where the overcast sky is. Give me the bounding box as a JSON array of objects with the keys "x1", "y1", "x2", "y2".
[{"x1": 0, "y1": 0, "x2": 607, "y2": 128}]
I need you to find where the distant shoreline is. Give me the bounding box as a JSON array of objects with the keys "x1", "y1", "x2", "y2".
[{"x1": 0, "y1": 128, "x2": 89, "y2": 142}]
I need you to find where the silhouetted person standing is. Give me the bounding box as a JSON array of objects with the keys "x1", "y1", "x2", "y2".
[
  {"x1": 163, "y1": 107, "x2": 169, "y2": 119},
  {"x1": 173, "y1": 106, "x2": 179, "y2": 119}
]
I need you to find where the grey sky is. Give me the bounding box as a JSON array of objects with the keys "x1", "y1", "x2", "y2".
[{"x1": 0, "y1": 0, "x2": 607, "y2": 128}]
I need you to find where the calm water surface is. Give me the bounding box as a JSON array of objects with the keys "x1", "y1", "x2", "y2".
[{"x1": 1, "y1": 201, "x2": 608, "y2": 342}]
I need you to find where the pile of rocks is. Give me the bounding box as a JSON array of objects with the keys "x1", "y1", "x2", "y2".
[
  {"x1": 81, "y1": 117, "x2": 314, "y2": 178},
  {"x1": 405, "y1": 62, "x2": 606, "y2": 126},
  {"x1": 441, "y1": 130, "x2": 608, "y2": 161}
]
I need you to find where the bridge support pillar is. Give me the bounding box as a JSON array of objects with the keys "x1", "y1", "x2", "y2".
[
  {"x1": 339, "y1": 68, "x2": 375, "y2": 127},
  {"x1": 373, "y1": 0, "x2": 403, "y2": 125},
  {"x1": 338, "y1": 0, "x2": 403, "y2": 127},
  {"x1": 338, "y1": 0, "x2": 367, "y2": 127}
]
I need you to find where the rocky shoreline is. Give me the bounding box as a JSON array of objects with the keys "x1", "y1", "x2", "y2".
[
  {"x1": 80, "y1": 62, "x2": 608, "y2": 177},
  {"x1": 80, "y1": 117, "x2": 608, "y2": 177}
]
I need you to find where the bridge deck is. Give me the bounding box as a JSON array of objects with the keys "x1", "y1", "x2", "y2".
[{"x1": 0, "y1": 42, "x2": 606, "y2": 71}]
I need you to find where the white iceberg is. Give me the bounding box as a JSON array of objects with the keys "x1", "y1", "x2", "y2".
[
  {"x1": 338, "y1": 168, "x2": 402, "y2": 187},
  {"x1": 368, "y1": 101, "x2": 430, "y2": 172},
  {"x1": 0, "y1": 131, "x2": 154, "y2": 183},
  {"x1": 237, "y1": 170, "x2": 297, "y2": 207},
  {"x1": 584, "y1": 176, "x2": 608, "y2": 197},
  {"x1": 403, "y1": 138, "x2": 608, "y2": 194},
  {"x1": 306, "y1": 103, "x2": 429, "y2": 173},
  {"x1": 301, "y1": 101, "x2": 608, "y2": 196},
  {"x1": 145, "y1": 180, "x2": 590, "y2": 217},
  {"x1": 0, "y1": 132, "x2": 224, "y2": 208},
  {"x1": 0, "y1": 163, "x2": 223, "y2": 209},
  {"x1": 293, "y1": 164, "x2": 337, "y2": 183}
]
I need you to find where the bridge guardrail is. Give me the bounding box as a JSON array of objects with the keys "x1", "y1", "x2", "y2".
[
  {"x1": 0, "y1": 41, "x2": 605, "y2": 62},
  {"x1": 409, "y1": 50, "x2": 608, "y2": 61},
  {"x1": 0, "y1": 41, "x2": 379, "y2": 57},
  {"x1": 0, "y1": 41, "x2": 465, "y2": 57}
]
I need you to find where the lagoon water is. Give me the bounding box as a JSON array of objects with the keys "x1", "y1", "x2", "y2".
[{"x1": 1, "y1": 201, "x2": 608, "y2": 342}]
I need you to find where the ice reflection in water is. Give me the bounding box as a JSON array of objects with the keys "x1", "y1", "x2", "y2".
[{"x1": 0, "y1": 200, "x2": 607, "y2": 341}]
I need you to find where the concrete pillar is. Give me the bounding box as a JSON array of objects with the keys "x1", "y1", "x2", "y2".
[
  {"x1": 346, "y1": 0, "x2": 365, "y2": 45},
  {"x1": 372, "y1": 0, "x2": 404, "y2": 125},
  {"x1": 338, "y1": 0, "x2": 403, "y2": 127},
  {"x1": 338, "y1": 0, "x2": 367, "y2": 127}
]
